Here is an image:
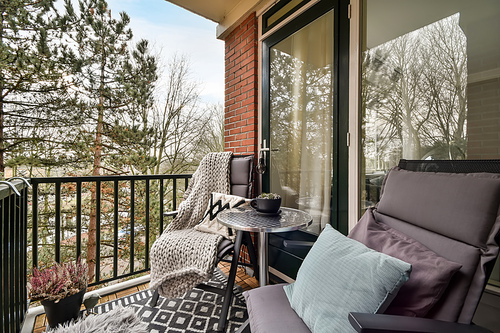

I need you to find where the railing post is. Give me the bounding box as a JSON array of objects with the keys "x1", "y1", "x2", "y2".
[
  {"x1": 1, "y1": 179, "x2": 30, "y2": 333},
  {"x1": 113, "y1": 180, "x2": 119, "y2": 278},
  {"x1": 145, "y1": 179, "x2": 150, "y2": 270},
  {"x1": 95, "y1": 180, "x2": 101, "y2": 283},
  {"x1": 130, "y1": 179, "x2": 135, "y2": 273},
  {"x1": 76, "y1": 181, "x2": 82, "y2": 260},
  {"x1": 55, "y1": 182, "x2": 61, "y2": 263},
  {"x1": 31, "y1": 181, "x2": 38, "y2": 268}
]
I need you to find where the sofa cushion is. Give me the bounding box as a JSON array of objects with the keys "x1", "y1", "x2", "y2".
[
  {"x1": 349, "y1": 208, "x2": 462, "y2": 317},
  {"x1": 283, "y1": 224, "x2": 411, "y2": 333},
  {"x1": 378, "y1": 167, "x2": 500, "y2": 248},
  {"x1": 243, "y1": 284, "x2": 310, "y2": 333}
]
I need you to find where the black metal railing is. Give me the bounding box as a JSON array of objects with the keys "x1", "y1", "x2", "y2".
[
  {"x1": 30, "y1": 174, "x2": 191, "y2": 286},
  {"x1": 1, "y1": 178, "x2": 30, "y2": 333}
]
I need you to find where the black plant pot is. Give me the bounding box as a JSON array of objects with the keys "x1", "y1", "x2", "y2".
[
  {"x1": 250, "y1": 197, "x2": 281, "y2": 213},
  {"x1": 41, "y1": 288, "x2": 86, "y2": 328}
]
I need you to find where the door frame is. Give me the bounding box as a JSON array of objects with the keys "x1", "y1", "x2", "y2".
[
  {"x1": 260, "y1": 0, "x2": 349, "y2": 234},
  {"x1": 257, "y1": 0, "x2": 350, "y2": 281}
]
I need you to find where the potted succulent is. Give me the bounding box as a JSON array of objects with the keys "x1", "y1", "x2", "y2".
[
  {"x1": 28, "y1": 258, "x2": 88, "y2": 328},
  {"x1": 250, "y1": 192, "x2": 282, "y2": 214}
]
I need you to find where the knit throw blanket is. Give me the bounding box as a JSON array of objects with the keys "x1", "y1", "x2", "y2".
[{"x1": 149, "y1": 152, "x2": 233, "y2": 298}]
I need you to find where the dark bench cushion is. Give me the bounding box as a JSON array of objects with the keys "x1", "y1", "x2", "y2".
[{"x1": 230, "y1": 155, "x2": 254, "y2": 198}]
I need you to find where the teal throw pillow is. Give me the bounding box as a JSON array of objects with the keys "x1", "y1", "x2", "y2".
[{"x1": 283, "y1": 224, "x2": 411, "y2": 333}]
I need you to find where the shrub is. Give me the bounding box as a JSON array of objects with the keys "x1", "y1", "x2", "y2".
[{"x1": 28, "y1": 258, "x2": 88, "y2": 302}]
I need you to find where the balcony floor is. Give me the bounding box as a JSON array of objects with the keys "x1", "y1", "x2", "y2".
[{"x1": 32, "y1": 262, "x2": 259, "y2": 332}]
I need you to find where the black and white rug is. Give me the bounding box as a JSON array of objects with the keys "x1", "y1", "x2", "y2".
[{"x1": 93, "y1": 269, "x2": 248, "y2": 333}]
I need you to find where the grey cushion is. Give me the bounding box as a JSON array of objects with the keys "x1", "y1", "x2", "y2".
[
  {"x1": 376, "y1": 168, "x2": 500, "y2": 323},
  {"x1": 230, "y1": 156, "x2": 253, "y2": 198},
  {"x1": 374, "y1": 210, "x2": 481, "y2": 323},
  {"x1": 243, "y1": 284, "x2": 310, "y2": 333},
  {"x1": 378, "y1": 168, "x2": 500, "y2": 247}
]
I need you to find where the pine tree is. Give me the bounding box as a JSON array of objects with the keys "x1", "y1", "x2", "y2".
[
  {"x1": 62, "y1": 0, "x2": 158, "y2": 280},
  {"x1": 0, "y1": 0, "x2": 77, "y2": 175}
]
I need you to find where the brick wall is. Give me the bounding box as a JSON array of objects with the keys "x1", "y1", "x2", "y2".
[
  {"x1": 223, "y1": 13, "x2": 259, "y2": 270},
  {"x1": 224, "y1": 13, "x2": 259, "y2": 156},
  {"x1": 467, "y1": 77, "x2": 500, "y2": 159}
]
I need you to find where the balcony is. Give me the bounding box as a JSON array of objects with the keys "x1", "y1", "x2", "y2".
[
  {"x1": 0, "y1": 173, "x2": 258, "y2": 333},
  {"x1": 2, "y1": 173, "x2": 500, "y2": 333}
]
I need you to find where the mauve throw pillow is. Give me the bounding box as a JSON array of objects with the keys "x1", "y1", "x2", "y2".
[{"x1": 348, "y1": 208, "x2": 462, "y2": 317}]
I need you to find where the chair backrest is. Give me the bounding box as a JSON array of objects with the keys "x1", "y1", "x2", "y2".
[
  {"x1": 229, "y1": 155, "x2": 254, "y2": 199},
  {"x1": 373, "y1": 159, "x2": 500, "y2": 324}
]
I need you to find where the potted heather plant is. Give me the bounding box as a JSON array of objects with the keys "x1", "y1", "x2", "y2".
[
  {"x1": 250, "y1": 192, "x2": 282, "y2": 214},
  {"x1": 28, "y1": 258, "x2": 88, "y2": 328}
]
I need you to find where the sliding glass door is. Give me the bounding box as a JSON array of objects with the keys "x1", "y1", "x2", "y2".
[{"x1": 261, "y1": 0, "x2": 349, "y2": 280}]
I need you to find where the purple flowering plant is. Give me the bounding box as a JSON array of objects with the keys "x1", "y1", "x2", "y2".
[{"x1": 28, "y1": 258, "x2": 88, "y2": 302}]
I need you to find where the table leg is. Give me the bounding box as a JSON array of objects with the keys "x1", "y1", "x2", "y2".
[{"x1": 258, "y1": 231, "x2": 268, "y2": 287}]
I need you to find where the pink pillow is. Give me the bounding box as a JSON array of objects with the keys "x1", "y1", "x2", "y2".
[{"x1": 348, "y1": 208, "x2": 462, "y2": 317}]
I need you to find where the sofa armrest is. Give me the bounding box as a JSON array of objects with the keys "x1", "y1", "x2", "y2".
[{"x1": 348, "y1": 313, "x2": 493, "y2": 333}]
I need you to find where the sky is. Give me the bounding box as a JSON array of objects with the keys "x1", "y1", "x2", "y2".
[{"x1": 62, "y1": 0, "x2": 225, "y2": 105}]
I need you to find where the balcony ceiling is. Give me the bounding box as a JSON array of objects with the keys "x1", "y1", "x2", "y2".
[{"x1": 164, "y1": 0, "x2": 265, "y2": 38}]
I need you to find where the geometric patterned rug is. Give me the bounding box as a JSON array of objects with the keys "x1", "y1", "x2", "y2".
[{"x1": 92, "y1": 269, "x2": 248, "y2": 333}]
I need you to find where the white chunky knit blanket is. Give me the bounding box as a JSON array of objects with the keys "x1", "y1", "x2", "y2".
[{"x1": 149, "y1": 152, "x2": 233, "y2": 298}]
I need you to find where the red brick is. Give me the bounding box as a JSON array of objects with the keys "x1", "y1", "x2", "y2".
[
  {"x1": 235, "y1": 133, "x2": 248, "y2": 140},
  {"x1": 240, "y1": 56, "x2": 254, "y2": 69},
  {"x1": 229, "y1": 51, "x2": 241, "y2": 64},
  {"x1": 242, "y1": 139, "x2": 256, "y2": 146},
  {"x1": 241, "y1": 111, "x2": 255, "y2": 120},
  {"x1": 235, "y1": 94, "x2": 248, "y2": 103},
  {"x1": 246, "y1": 116, "x2": 257, "y2": 125},
  {"x1": 225, "y1": 48, "x2": 235, "y2": 60},
  {"x1": 235, "y1": 120, "x2": 247, "y2": 128},
  {"x1": 235, "y1": 146, "x2": 248, "y2": 153},
  {"x1": 229, "y1": 115, "x2": 241, "y2": 123},
  {"x1": 229, "y1": 127, "x2": 242, "y2": 135},
  {"x1": 241, "y1": 27, "x2": 255, "y2": 41},
  {"x1": 234, "y1": 39, "x2": 248, "y2": 53},
  {"x1": 242, "y1": 97, "x2": 255, "y2": 107},
  {"x1": 242, "y1": 124, "x2": 257, "y2": 132},
  {"x1": 229, "y1": 90, "x2": 241, "y2": 100},
  {"x1": 236, "y1": 107, "x2": 250, "y2": 115},
  {"x1": 229, "y1": 103, "x2": 241, "y2": 111},
  {"x1": 240, "y1": 13, "x2": 256, "y2": 28},
  {"x1": 241, "y1": 70, "x2": 254, "y2": 80}
]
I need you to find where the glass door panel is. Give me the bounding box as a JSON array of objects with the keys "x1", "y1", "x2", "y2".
[
  {"x1": 269, "y1": 10, "x2": 334, "y2": 235},
  {"x1": 361, "y1": 0, "x2": 500, "y2": 286}
]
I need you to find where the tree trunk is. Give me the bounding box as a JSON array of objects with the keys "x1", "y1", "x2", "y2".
[{"x1": 87, "y1": 47, "x2": 106, "y2": 282}]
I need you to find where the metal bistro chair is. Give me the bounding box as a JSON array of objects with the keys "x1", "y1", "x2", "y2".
[
  {"x1": 150, "y1": 154, "x2": 259, "y2": 333},
  {"x1": 240, "y1": 159, "x2": 500, "y2": 333}
]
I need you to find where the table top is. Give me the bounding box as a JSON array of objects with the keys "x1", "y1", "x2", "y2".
[{"x1": 216, "y1": 206, "x2": 313, "y2": 233}]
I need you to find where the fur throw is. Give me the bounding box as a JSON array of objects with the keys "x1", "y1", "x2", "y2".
[
  {"x1": 149, "y1": 152, "x2": 232, "y2": 298},
  {"x1": 49, "y1": 306, "x2": 147, "y2": 333}
]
